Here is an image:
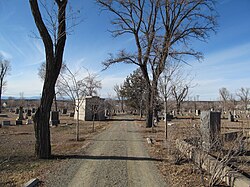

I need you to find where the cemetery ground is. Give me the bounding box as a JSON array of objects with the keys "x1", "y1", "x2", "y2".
[
  {"x1": 0, "y1": 111, "x2": 250, "y2": 186},
  {"x1": 141, "y1": 116, "x2": 250, "y2": 186},
  {"x1": 0, "y1": 111, "x2": 110, "y2": 186}
]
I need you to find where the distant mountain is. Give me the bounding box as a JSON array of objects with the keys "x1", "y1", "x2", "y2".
[{"x1": 1, "y1": 96, "x2": 40, "y2": 100}]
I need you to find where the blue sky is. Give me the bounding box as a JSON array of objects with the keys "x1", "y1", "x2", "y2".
[{"x1": 0, "y1": 0, "x2": 249, "y2": 100}]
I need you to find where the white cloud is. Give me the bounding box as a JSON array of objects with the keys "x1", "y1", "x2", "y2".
[
  {"x1": 184, "y1": 43, "x2": 250, "y2": 100},
  {"x1": 5, "y1": 77, "x2": 43, "y2": 97},
  {"x1": 0, "y1": 50, "x2": 12, "y2": 59},
  {"x1": 99, "y1": 75, "x2": 125, "y2": 98}
]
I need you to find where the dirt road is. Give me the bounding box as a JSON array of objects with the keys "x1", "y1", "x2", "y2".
[{"x1": 46, "y1": 117, "x2": 167, "y2": 187}]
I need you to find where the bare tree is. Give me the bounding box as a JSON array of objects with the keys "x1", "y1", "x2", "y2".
[
  {"x1": 159, "y1": 61, "x2": 180, "y2": 139},
  {"x1": 57, "y1": 66, "x2": 102, "y2": 140},
  {"x1": 38, "y1": 61, "x2": 66, "y2": 111},
  {"x1": 219, "y1": 87, "x2": 235, "y2": 112},
  {"x1": 114, "y1": 84, "x2": 125, "y2": 112},
  {"x1": 97, "y1": 0, "x2": 217, "y2": 127},
  {"x1": 169, "y1": 65, "x2": 193, "y2": 115},
  {"x1": 236, "y1": 87, "x2": 250, "y2": 111},
  {"x1": 171, "y1": 84, "x2": 188, "y2": 115},
  {"x1": 0, "y1": 54, "x2": 11, "y2": 113},
  {"x1": 29, "y1": 0, "x2": 68, "y2": 158},
  {"x1": 83, "y1": 70, "x2": 102, "y2": 96},
  {"x1": 90, "y1": 97, "x2": 104, "y2": 132},
  {"x1": 104, "y1": 94, "x2": 116, "y2": 119},
  {"x1": 57, "y1": 66, "x2": 86, "y2": 141}
]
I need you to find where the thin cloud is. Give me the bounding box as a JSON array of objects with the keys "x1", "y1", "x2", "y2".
[{"x1": 0, "y1": 50, "x2": 12, "y2": 59}]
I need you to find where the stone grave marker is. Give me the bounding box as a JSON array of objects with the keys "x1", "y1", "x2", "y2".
[
  {"x1": 228, "y1": 112, "x2": 234, "y2": 122},
  {"x1": 27, "y1": 109, "x2": 32, "y2": 116},
  {"x1": 16, "y1": 106, "x2": 24, "y2": 121},
  {"x1": 32, "y1": 108, "x2": 36, "y2": 113},
  {"x1": 195, "y1": 109, "x2": 201, "y2": 116},
  {"x1": 69, "y1": 112, "x2": 74, "y2": 117},
  {"x1": 15, "y1": 108, "x2": 19, "y2": 114},
  {"x1": 26, "y1": 119, "x2": 33, "y2": 125},
  {"x1": 50, "y1": 111, "x2": 60, "y2": 126},
  {"x1": 16, "y1": 120, "x2": 23, "y2": 125},
  {"x1": 62, "y1": 108, "x2": 67, "y2": 114},
  {"x1": 2, "y1": 120, "x2": 11, "y2": 126},
  {"x1": 200, "y1": 111, "x2": 221, "y2": 151}
]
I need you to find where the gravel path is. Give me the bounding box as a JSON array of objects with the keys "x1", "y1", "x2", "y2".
[{"x1": 44, "y1": 117, "x2": 168, "y2": 187}]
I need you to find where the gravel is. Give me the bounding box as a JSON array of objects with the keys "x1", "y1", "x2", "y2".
[{"x1": 42, "y1": 117, "x2": 168, "y2": 187}]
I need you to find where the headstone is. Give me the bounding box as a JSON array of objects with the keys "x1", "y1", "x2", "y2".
[
  {"x1": 0, "y1": 114, "x2": 8, "y2": 117},
  {"x1": 32, "y1": 108, "x2": 36, "y2": 113},
  {"x1": 15, "y1": 108, "x2": 19, "y2": 114},
  {"x1": 2, "y1": 121, "x2": 11, "y2": 126},
  {"x1": 195, "y1": 109, "x2": 201, "y2": 116},
  {"x1": 228, "y1": 112, "x2": 234, "y2": 122},
  {"x1": 233, "y1": 110, "x2": 236, "y2": 118},
  {"x1": 16, "y1": 120, "x2": 23, "y2": 125},
  {"x1": 50, "y1": 111, "x2": 60, "y2": 126},
  {"x1": 9, "y1": 109, "x2": 14, "y2": 113},
  {"x1": 27, "y1": 109, "x2": 32, "y2": 116},
  {"x1": 200, "y1": 111, "x2": 221, "y2": 151},
  {"x1": 16, "y1": 106, "x2": 24, "y2": 120},
  {"x1": 62, "y1": 108, "x2": 67, "y2": 114},
  {"x1": 69, "y1": 112, "x2": 74, "y2": 117},
  {"x1": 26, "y1": 119, "x2": 33, "y2": 125}
]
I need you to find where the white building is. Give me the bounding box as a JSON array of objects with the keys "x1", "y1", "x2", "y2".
[{"x1": 74, "y1": 96, "x2": 105, "y2": 121}]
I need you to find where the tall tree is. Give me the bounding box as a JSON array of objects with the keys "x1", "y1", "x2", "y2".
[
  {"x1": 236, "y1": 87, "x2": 250, "y2": 110},
  {"x1": 97, "y1": 0, "x2": 217, "y2": 127},
  {"x1": 121, "y1": 69, "x2": 147, "y2": 115},
  {"x1": 38, "y1": 61, "x2": 66, "y2": 111},
  {"x1": 57, "y1": 66, "x2": 102, "y2": 140},
  {"x1": 83, "y1": 71, "x2": 102, "y2": 96},
  {"x1": 219, "y1": 87, "x2": 235, "y2": 112},
  {"x1": 29, "y1": 0, "x2": 67, "y2": 158},
  {"x1": 0, "y1": 54, "x2": 11, "y2": 113},
  {"x1": 114, "y1": 84, "x2": 125, "y2": 112},
  {"x1": 57, "y1": 66, "x2": 86, "y2": 141},
  {"x1": 171, "y1": 84, "x2": 188, "y2": 114}
]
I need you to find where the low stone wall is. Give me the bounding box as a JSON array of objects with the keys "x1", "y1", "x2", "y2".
[
  {"x1": 176, "y1": 139, "x2": 250, "y2": 187},
  {"x1": 221, "y1": 131, "x2": 243, "y2": 142}
]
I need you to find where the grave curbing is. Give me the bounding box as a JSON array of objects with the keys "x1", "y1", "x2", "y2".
[
  {"x1": 23, "y1": 178, "x2": 39, "y2": 187},
  {"x1": 176, "y1": 139, "x2": 250, "y2": 187}
]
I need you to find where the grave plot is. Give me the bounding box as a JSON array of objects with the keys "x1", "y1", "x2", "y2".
[{"x1": 140, "y1": 113, "x2": 250, "y2": 187}]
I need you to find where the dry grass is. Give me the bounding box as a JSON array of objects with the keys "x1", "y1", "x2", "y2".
[
  {"x1": 138, "y1": 116, "x2": 250, "y2": 187},
  {"x1": 0, "y1": 111, "x2": 110, "y2": 186}
]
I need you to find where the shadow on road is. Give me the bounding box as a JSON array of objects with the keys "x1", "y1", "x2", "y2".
[
  {"x1": 107, "y1": 118, "x2": 145, "y2": 122},
  {"x1": 84, "y1": 138, "x2": 144, "y2": 142},
  {"x1": 52, "y1": 154, "x2": 162, "y2": 162}
]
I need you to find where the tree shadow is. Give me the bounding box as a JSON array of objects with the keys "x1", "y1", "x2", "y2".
[
  {"x1": 51, "y1": 154, "x2": 162, "y2": 162},
  {"x1": 107, "y1": 118, "x2": 145, "y2": 122},
  {"x1": 84, "y1": 138, "x2": 143, "y2": 142}
]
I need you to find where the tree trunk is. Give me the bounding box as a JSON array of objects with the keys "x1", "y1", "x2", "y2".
[
  {"x1": 177, "y1": 103, "x2": 181, "y2": 115},
  {"x1": 92, "y1": 114, "x2": 95, "y2": 132},
  {"x1": 33, "y1": 81, "x2": 55, "y2": 158},
  {"x1": 76, "y1": 109, "x2": 80, "y2": 141},
  {"x1": 0, "y1": 88, "x2": 2, "y2": 113},
  {"x1": 0, "y1": 80, "x2": 3, "y2": 113},
  {"x1": 145, "y1": 85, "x2": 153, "y2": 128},
  {"x1": 121, "y1": 97, "x2": 124, "y2": 113},
  {"x1": 54, "y1": 94, "x2": 58, "y2": 111},
  {"x1": 29, "y1": 0, "x2": 67, "y2": 158}
]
